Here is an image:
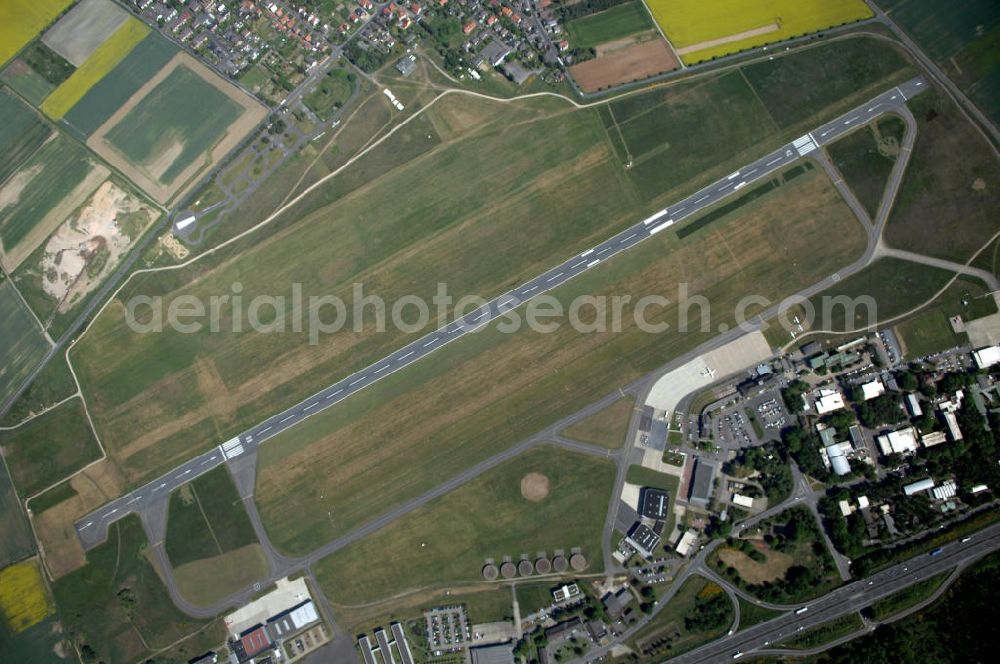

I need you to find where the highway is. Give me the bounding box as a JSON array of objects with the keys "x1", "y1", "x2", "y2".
[
  {"x1": 73, "y1": 76, "x2": 928, "y2": 550},
  {"x1": 668, "y1": 525, "x2": 1000, "y2": 663}
]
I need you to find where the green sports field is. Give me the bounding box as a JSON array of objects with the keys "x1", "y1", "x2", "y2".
[
  {"x1": 0, "y1": 283, "x2": 49, "y2": 408},
  {"x1": 314, "y1": 445, "x2": 614, "y2": 608},
  {"x1": 0, "y1": 398, "x2": 100, "y2": 498},
  {"x1": 104, "y1": 64, "x2": 243, "y2": 185},
  {"x1": 565, "y1": 1, "x2": 655, "y2": 50},
  {"x1": 0, "y1": 89, "x2": 50, "y2": 185}
]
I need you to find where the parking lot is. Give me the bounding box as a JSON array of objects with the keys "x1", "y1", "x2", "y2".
[
  {"x1": 425, "y1": 606, "x2": 469, "y2": 652},
  {"x1": 704, "y1": 389, "x2": 787, "y2": 447}
]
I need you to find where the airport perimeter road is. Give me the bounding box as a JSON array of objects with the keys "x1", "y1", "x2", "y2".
[{"x1": 73, "y1": 77, "x2": 927, "y2": 549}]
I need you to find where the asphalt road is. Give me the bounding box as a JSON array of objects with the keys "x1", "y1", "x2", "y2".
[
  {"x1": 73, "y1": 77, "x2": 927, "y2": 550},
  {"x1": 669, "y1": 525, "x2": 1000, "y2": 663}
]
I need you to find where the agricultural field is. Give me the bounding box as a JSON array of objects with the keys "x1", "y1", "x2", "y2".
[
  {"x1": 0, "y1": 132, "x2": 109, "y2": 272},
  {"x1": 13, "y1": 178, "x2": 160, "y2": 335},
  {"x1": 566, "y1": 1, "x2": 655, "y2": 50},
  {"x1": 41, "y1": 0, "x2": 128, "y2": 67},
  {"x1": 0, "y1": 88, "x2": 51, "y2": 184},
  {"x1": 879, "y1": 0, "x2": 1000, "y2": 125},
  {"x1": 0, "y1": 282, "x2": 49, "y2": 408},
  {"x1": 313, "y1": 445, "x2": 614, "y2": 609},
  {"x1": 885, "y1": 89, "x2": 1000, "y2": 265},
  {"x1": 0, "y1": 0, "x2": 74, "y2": 67},
  {"x1": 163, "y1": 465, "x2": 266, "y2": 606},
  {"x1": 0, "y1": 352, "x2": 76, "y2": 427},
  {"x1": 826, "y1": 114, "x2": 907, "y2": 218},
  {"x1": 0, "y1": 59, "x2": 56, "y2": 106},
  {"x1": 61, "y1": 31, "x2": 177, "y2": 138},
  {"x1": 647, "y1": 0, "x2": 873, "y2": 64},
  {"x1": 89, "y1": 54, "x2": 266, "y2": 204},
  {"x1": 0, "y1": 467, "x2": 34, "y2": 569},
  {"x1": 569, "y1": 38, "x2": 679, "y2": 93},
  {"x1": 0, "y1": 558, "x2": 53, "y2": 632},
  {"x1": 51, "y1": 516, "x2": 226, "y2": 664},
  {"x1": 40, "y1": 17, "x2": 149, "y2": 120},
  {"x1": 254, "y1": 164, "x2": 866, "y2": 556},
  {"x1": 303, "y1": 67, "x2": 356, "y2": 120},
  {"x1": 0, "y1": 397, "x2": 100, "y2": 499},
  {"x1": 561, "y1": 395, "x2": 636, "y2": 448}
]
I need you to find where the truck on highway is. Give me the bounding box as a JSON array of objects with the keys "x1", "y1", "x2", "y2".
[{"x1": 795, "y1": 606, "x2": 809, "y2": 615}]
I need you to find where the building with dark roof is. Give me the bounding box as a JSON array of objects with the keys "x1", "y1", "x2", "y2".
[
  {"x1": 602, "y1": 587, "x2": 634, "y2": 620},
  {"x1": 625, "y1": 522, "x2": 661, "y2": 558},
  {"x1": 639, "y1": 487, "x2": 670, "y2": 519},
  {"x1": 688, "y1": 458, "x2": 718, "y2": 508},
  {"x1": 395, "y1": 53, "x2": 417, "y2": 76},
  {"x1": 391, "y1": 622, "x2": 415, "y2": 664}
]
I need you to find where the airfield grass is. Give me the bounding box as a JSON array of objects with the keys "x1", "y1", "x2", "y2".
[
  {"x1": 302, "y1": 67, "x2": 355, "y2": 120},
  {"x1": 884, "y1": 89, "x2": 1000, "y2": 264},
  {"x1": 0, "y1": 558, "x2": 53, "y2": 633},
  {"x1": 565, "y1": 1, "x2": 654, "y2": 50},
  {"x1": 0, "y1": 397, "x2": 100, "y2": 499},
  {"x1": 646, "y1": 0, "x2": 872, "y2": 63},
  {"x1": 0, "y1": 0, "x2": 74, "y2": 68},
  {"x1": 894, "y1": 277, "x2": 997, "y2": 358},
  {"x1": 72, "y1": 37, "x2": 907, "y2": 500},
  {"x1": 0, "y1": 89, "x2": 51, "y2": 184},
  {"x1": 0, "y1": 467, "x2": 34, "y2": 569},
  {"x1": 629, "y1": 575, "x2": 732, "y2": 658},
  {"x1": 314, "y1": 445, "x2": 614, "y2": 608},
  {"x1": 0, "y1": 283, "x2": 49, "y2": 408},
  {"x1": 0, "y1": 133, "x2": 98, "y2": 253},
  {"x1": 173, "y1": 544, "x2": 268, "y2": 607},
  {"x1": 560, "y1": 395, "x2": 636, "y2": 449},
  {"x1": 782, "y1": 612, "x2": 864, "y2": 649},
  {"x1": 51, "y1": 515, "x2": 225, "y2": 664},
  {"x1": 256, "y1": 166, "x2": 866, "y2": 555},
  {"x1": 825, "y1": 114, "x2": 907, "y2": 218},
  {"x1": 868, "y1": 570, "x2": 949, "y2": 620},
  {"x1": 105, "y1": 64, "x2": 243, "y2": 185},
  {"x1": 164, "y1": 464, "x2": 258, "y2": 568},
  {"x1": 1, "y1": 60, "x2": 56, "y2": 106},
  {"x1": 40, "y1": 17, "x2": 149, "y2": 120},
  {"x1": 62, "y1": 31, "x2": 177, "y2": 138}
]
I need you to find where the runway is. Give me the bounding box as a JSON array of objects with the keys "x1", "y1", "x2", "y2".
[{"x1": 74, "y1": 77, "x2": 927, "y2": 550}]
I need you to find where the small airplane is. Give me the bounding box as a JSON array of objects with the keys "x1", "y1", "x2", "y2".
[{"x1": 701, "y1": 366, "x2": 717, "y2": 378}]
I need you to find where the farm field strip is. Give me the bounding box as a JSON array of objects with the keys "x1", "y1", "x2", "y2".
[{"x1": 0, "y1": 0, "x2": 74, "y2": 68}]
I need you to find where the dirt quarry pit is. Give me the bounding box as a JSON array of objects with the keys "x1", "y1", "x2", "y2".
[{"x1": 520, "y1": 472, "x2": 550, "y2": 501}]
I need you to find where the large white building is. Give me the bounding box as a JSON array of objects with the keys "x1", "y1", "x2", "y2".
[
  {"x1": 814, "y1": 388, "x2": 846, "y2": 415},
  {"x1": 861, "y1": 379, "x2": 886, "y2": 401},
  {"x1": 973, "y1": 346, "x2": 1000, "y2": 369},
  {"x1": 877, "y1": 427, "x2": 919, "y2": 456}
]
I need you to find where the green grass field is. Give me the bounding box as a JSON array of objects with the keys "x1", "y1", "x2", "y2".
[
  {"x1": 0, "y1": 133, "x2": 99, "y2": 254},
  {"x1": 629, "y1": 575, "x2": 733, "y2": 659},
  {"x1": 164, "y1": 464, "x2": 257, "y2": 566},
  {"x1": 105, "y1": 64, "x2": 243, "y2": 184},
  {"x1": 255, "y1": 165, "x2": 865, "y2": 555},
  {"x1": 880, "y1": 0, "x2": 1000, "y2": 125},
  {"x1": 894, "y1": 277, "x2": 997, "y2": 358},
  {"x1": 565, "y1": 2, "x2": 654, "y2": 50},
  {"x1": 560, "y1": 395, "x2": 635, "y2": 448},
  {"x1": 51, "y1": 516, "x2": 225, "y2": 664},
  {"x1": 0, "y1": 466, "x2": 34, "y2": 569},
  {"x1": 62, "y1": 31, "x2": 177, "y2": 138},
  {"x1": 313, "y1": 445, "x2": 614, "y2": 608},
  {"x1": 868, "y1": 569, "x2": 948, "y2": 620},
  {"x1": 0, "y1": 283, "x2": 49, "y2": 409},
  {"x1": 825, "y1": 114, "x2": 906, "y2": 218},
  {"x1": 0, "y1": 60, "x2": 55, "y2": 106},
  {"x1": 0, "y1": 397, "x2": 99, "y2": 498},
  {"x1": 303, "y1": 67, "x2": 355, "y2": 120},
  {"x1": 736, "y1": 596, "x2": 783, "y2": 631},
  {"x1": 885, "y1": 89, "x2": 1000, "y2": 264},
  {"x1": 0, "y1": 89, "x2": 50, "y2": 185}
]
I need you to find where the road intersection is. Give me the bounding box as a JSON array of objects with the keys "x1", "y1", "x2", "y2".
[{"x1": 74, "y1": 77, "x2": 928, "y2": 549}]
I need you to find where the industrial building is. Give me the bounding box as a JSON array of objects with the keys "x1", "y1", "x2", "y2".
[
  {"x1": 471, "y1": 643, "x2": 515, "y2": 664},
  {"x1": 688, "y1": 458, "x2": 718, "y2": 508},
  {"x1": 639, "y1": 487, "x2": 670, "y2": 519},
  {"x1": 877, "y1": 427, "x2": 919, "y2": 456},
  {"x1": 626, "y1": 522, "x2": 661, "y2": 558}
]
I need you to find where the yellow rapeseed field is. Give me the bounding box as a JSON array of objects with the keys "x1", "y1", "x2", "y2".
[
  {"x1": 41, "y1": 17, "x2": 150, "y2": 120},
  {"x1": 0, "y1": 0, "x2": 74, "y2": 68},
  {"x1": 0, "y1": 559, "x2": 54, "y2": 632},
  {"x1": 646, "y1": 0, "x2": 873, "y2": 64}
]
